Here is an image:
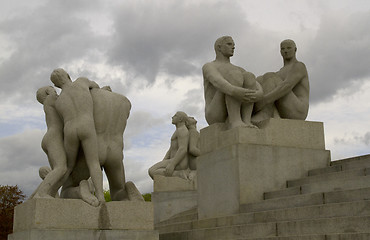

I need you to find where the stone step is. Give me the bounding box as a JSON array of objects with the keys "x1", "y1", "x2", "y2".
[
  {"x1": 242, "y1": 187, "x2": 370, "y2": 213},
  {"x1": 238, "y1": 235, "x2": 325, "y2": 240},
  {"x1": 156, "y1": 208, "x2": 198, "y2": 227},
  {"x1": 157, "y1": 200, "x2": 370, "y2": 234},
  {"x1": 325, "y1": 233, "x2": 370, "y2": 240},
  {"x1": 308, "y1": 165, "x2": 343, "y2": 176},
  {"x1": 277, "y1": 215, "x2": 370, "y2": 236},
  {"x1": 287, "y1": 168, "x2": 367, "y2": 188},
  {"x1": 308, "y1": 154, "x2": 370, "y2": 177},
  {"x1": 331, "y1": 154, "x2": 370, "y2": 169},
  {"x1": 159, "y1": 215, "x2": 370, "y2": 239},
  {"x1": 237, "y1": 233, "x2": 370, "y2": 240},
  {"x1": 265, "y1": 175, "x2": 370, "y2": 200},
  {"x1": 160, "y1": 221, "x2": 277, "y2": 240}
]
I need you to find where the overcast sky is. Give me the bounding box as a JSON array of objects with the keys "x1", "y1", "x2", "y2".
[{"x1": 1, "y1": 0, "x2": 370, "y2": 197}]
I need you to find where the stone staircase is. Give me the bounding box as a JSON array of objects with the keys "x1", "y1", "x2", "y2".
[{"x1": 155, "y1": 154, "x2": 370, "y2": 239}]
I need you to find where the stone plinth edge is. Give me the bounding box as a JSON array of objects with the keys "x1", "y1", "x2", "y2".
[
  {"x1": 153, "y1": 175, "x2": 196, "y2": 192},
  {"x1": 8, "y1": 229, "x2": 159, "y2": 240},
  {"x1": 13, "y1": 198, "x2": 154, "y2": 232},
  {"x1": 200, "y1": 118, "x2": 325, "y2": 154}
]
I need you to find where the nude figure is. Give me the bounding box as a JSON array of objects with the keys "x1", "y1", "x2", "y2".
[
  {"x1": 203, "y1": 36, "x2": 263, "y2": 129},
  {"x1": 29, "y1": 166, "x2": 60, "y2": 199},
  {"x1": 148, "y1": 111, "x2": 189, "y2": 179},
  {"x1": 60, "y1": 86, "x2": 139, "y2": 202},
  {"x1": 252, "y1": 39, "x2": 309, "y2": 122},
  {"x1": 186, "y1": 116, "x2": 200, "y2": 171},
  {"x1": 50, "y1": 68, "x2": 104, "y2": 206},
  {"x1": 31, "y1": 86, "x2": 67, "y2": 199},
  {"x1": 186, "y1": 116, "x2": 200, "y2": 181}
]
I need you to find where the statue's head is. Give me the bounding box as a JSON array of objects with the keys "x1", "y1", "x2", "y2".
[
  {"x1": 50, "y1": 68, "x2": 72, "y2": 88},
  {"x1": 36, "y1": 86, "x2": 56, "y2": 104},
  {"x1": 280, "y1": 39, "x2": 297, "y2": 60},
  {"x1": 185, "y1": 116, "x2": 197, "y2": 128},
  {"x1": 172, "y1": 111, "x2": 188, "y2": 125},
  {"x1": 214, "y1": 36, "x2": 234, "y2": 57}
]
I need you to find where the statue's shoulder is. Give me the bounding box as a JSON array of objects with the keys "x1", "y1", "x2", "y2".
[{"x1": 202, "y1": 60, "x2": 217, "y2": 70}]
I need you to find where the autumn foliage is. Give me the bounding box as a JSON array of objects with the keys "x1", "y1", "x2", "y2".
[{"x1": 0, "y1": 185, "x2": 25, "y2": 240}]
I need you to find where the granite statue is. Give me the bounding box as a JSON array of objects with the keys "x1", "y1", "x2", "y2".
[
  {"x1": 149, "y1": 111, "x2": 190, "y2": 179},
  {"x1": 49, "y1": 68, "x2": 104, "y2": 206},
  {"x1": 186, "y1": 116, "x2": 200, "y2": 180},
  {"x1": 202, "y1": 36, "x2": 263, "y2": 129},
  {"x1": 60, "y1": 82, "x2": 142, "y2": 204},
  {"x1": 252, "y1": 39, "x2": 309, "y2": 122},
  {"x1": 33, "y1": 68, "x2": 141, "y2": 206},
  {"x1": 31, "y1": 86, "x2": 68, "y2": 199}
]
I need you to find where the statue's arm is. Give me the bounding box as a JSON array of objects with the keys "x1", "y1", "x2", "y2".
[
  {"x1": 202, "y1": 63, "x2": 236, "y2": 96},
  {"x1": 163, "y1": 149, "x2": 171, "y2": 160},
  {"x1": 241, "y1": 71, "x2": 263, "y2": 102},
  {"x1": 264, "y1": 62, "x2": 306, "y2": 104}
]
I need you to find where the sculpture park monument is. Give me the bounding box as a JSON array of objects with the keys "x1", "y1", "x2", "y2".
[
  {"x1": 149, "y1": 112, "x2": 200, "y2": 223},
  {"x1": 196, "y1": 36, "x2": 328, "y2": 219},
  {"x1": 11, "y1": 36, "x2": 362, "y2": 239},
  {"x1": 9, "y1": 69, "x2": 158, "y2": 240}
]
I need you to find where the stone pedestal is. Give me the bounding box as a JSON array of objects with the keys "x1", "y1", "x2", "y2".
[
  {"x1": 8, "y1": 198, "x2": 159, "y2": 240},
  {"x1": 197, "y1": 118, "x2": 331, "y2": 220},
  {"x1": 152, "y1": 176, "x2": 197, "y2": 224}
]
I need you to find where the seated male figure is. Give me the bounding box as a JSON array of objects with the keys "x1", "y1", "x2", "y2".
[
  {"x1": 203, "y1": 36, "x2": 263, "y2": 129},
  {"x1": 253, "y1": 39, "x2": 309, "y2": 122},
  {"x1": 148, "y1": 111, "x2": 189, "y2": 179}
]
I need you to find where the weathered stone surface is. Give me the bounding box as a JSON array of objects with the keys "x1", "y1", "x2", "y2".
[
  {"x1": 8, "y1": 229, "x2": 159, "y2": 240},
  {"x1": 200, "y1": 118, "x2": 326, "y2": 154},
  {"x1": 197, "y1": 122, "x2": 330, "y2": 219},
  {"x1": 153, "y1": 175, "x2": 196, "y2": 192},
  {"x1": 13, "y1": 198, "x2": 154, "y2": 232},
  {"x1": 277, "y1": 216, "x2": 370, "y2": 236},
  {"x1": 288, "y1": 168, "x2": 365, "y2": 187},
  {"x1": 152, "y1": 190, "x2": 197, "y2": 224}
]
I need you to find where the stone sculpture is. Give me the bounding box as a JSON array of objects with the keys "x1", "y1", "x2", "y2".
[
  {"x1": 186, "y1": 116, "x2": 200, "y2": 180},
  {"x1": 148, "y1": 112, "x2": 191, "y2": 179},
  {"x1": 49, "y1": 68, "x2": 105, "y2": 206},
  {"x1": 31, "y1": 86, "x2": 68, "y2": 199},
  {"x1": 252, "y1": 39, "x2": 309, "y2": 122},
  {"x1": 33, "y1": 68, "x2": 140, "y2": 206},
  {"x1": 202, "y1": 36, "x2": 263, "y2": 129},
  {"x1": 60, "y1": 84, "x2": 141, "y2": 203}
]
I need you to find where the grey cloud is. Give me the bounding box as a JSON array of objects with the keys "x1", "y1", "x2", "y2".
[
  {"x1": 0, "y1": 129, "x2": 45, "y2": 196},
  {"x1": 0, "y1": 0, "x2": 107, "y2": 104},
  {"x1": 124, "y1": 111, "x2": 168, "y2": 149},
  {"x1": 108, "y1": 0, "x2": 249, "y2": 86},
  {"x1": 177, "y1": 87, "x2": 205, "y2": 119},
  {"x1": 305, "y1": 10, "x2": 370, "y2": 103}
]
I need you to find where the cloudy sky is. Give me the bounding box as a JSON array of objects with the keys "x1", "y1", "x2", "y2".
[{"x1": 1, "y1": 0, "x2": 370, "y2": 197}]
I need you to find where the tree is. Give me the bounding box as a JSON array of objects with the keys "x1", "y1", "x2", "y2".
[
  {"x1": 0, "y1": 185, "x2": 25, "y2": 240},
  {"x1": 104, "y1": 189, "x2": 111, "y2": 202},
  {"x1": 142, "y1": 193, "x2": 151, "y2": 202}
]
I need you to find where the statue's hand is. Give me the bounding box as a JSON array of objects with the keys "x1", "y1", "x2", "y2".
[
  {"x1": 233, "y1": 87, "x2": 250, "y2": 102},
  {"x1": 165, "y1": 163, "x2": 175, "y2": 176},
  {"x1": 244, "y1": 90, "x2": 263, "y2": 103}
]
